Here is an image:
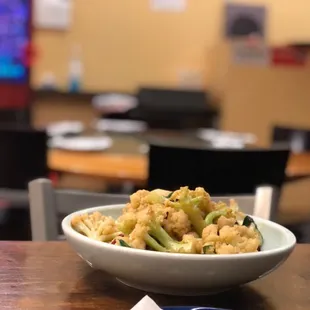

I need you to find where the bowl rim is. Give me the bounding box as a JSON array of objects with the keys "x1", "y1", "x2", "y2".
[{"x1": 62, "y1": 204, "x2": 296, "y2": 260}]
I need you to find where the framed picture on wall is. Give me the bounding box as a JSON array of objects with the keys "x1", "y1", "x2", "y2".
[{"x1": 224, "y1": 3, "x2": 267, "y2": 40}]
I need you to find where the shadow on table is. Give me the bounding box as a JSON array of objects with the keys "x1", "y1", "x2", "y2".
[{"x1": 67, "y1": 269, "x2": 276, "y2": 310}]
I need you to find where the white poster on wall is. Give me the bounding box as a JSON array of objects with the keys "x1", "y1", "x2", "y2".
[
  {"x1": 231, "y1": 39, "x2": 270, "y2": 66},
  {"x1": 150, "y1": 0, "x2": 187, "y2": 12},
  {"x1": 33, "y1": 0, "x2": 72, "y2": 30}
]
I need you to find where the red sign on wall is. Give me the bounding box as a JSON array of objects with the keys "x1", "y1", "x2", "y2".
[
  {"x1": 271, "y1": 47, "x2": 307, "y2": 67},
  {"x1": 0, "y1": 84, "x2": 31, "y2": 109}
]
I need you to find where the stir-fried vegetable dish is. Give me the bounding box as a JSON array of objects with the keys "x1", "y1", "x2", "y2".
[{"x1": 71, "y1": 186, "x2": 263, "y2": 254}]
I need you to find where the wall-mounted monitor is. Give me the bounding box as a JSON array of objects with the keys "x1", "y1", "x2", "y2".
[{"x1": 0, "y1": 0, "x2": 31, "y2": 83}]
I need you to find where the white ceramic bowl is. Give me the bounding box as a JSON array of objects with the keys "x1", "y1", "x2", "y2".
[{"x1": 62, "y1": 205, "x2": 296, "y2": 296}]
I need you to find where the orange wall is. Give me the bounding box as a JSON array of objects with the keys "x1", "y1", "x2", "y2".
[
  {"x1": 32, "y1": 0, "x2": 221, "y2": 91},
  {"x1": 222, "y1": 64, "x2": 310, "y2": 146},
  {"x1": 32, "y1": 0, "x2": 310, "y2": 92},
  {"x1": 32, "y1": 0, "x2": 310, "y2": 146}
]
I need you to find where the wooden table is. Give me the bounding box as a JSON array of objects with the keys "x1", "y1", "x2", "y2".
[
  {"x1": 48, "y1": 148, "x2": 310, "y2": 184},
  {"x1": 2, "y1": 242, "x2": 310, "y2": 309},
  {"x1": 49, "y1": 149, "x2": 148, "y2": 184},
  {"x1": 287, "y1": 152, "x2": 310, "y2": 178}
]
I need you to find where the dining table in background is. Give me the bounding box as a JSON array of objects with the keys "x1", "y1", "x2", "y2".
[
  {"x1": 47, "y1": 133, "x2": 310, "y2": 184},
  {"x1": 1, "y1": 241, "x2": 309, "y2": 309},
  {"x1": 286, "y1": 152, "x2": 310, "y2": 179}
]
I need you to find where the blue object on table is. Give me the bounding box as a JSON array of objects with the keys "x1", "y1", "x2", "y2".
[{"x1": 162, "y1": 307, "x2": 229, "y2": 310}]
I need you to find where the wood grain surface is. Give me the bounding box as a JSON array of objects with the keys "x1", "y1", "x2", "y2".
[
  {"x1": 1, "y1": 242, "x2": 310, "y2": 309},
  {"x1": 48, "y1": 149, "x2": 148, "y2": 184},
  {"x1": 287, "y1": 152, "x2": 310, "y2": 178}
]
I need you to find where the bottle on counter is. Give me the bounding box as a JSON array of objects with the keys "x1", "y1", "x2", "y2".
[{"x1": 68, "y1": 44, "x2": 83, "y2": 92}]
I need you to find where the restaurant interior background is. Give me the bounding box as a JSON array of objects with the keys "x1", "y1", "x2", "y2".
[{"x1": 2, "y1": 0, "x2": 310, "y2": 240}]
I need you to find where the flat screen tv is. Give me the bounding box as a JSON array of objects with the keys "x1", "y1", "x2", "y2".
[{"x1": 0, "y1": 0, "x2": 31, "y2": 83}]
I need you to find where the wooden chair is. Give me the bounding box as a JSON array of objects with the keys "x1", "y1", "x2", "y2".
[{"x1": 28, "y1": 178, "x2": 276, "y2": 241}]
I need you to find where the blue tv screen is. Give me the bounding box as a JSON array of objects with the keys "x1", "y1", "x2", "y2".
[{"x1": 0, "y1": 0, "x2": 31, "y2": 83}]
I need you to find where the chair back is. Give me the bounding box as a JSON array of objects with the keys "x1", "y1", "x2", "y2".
[
  {"x1": 0, "y1": 126, "x2": 47, "y2": 189},
  {"x1": 148, "y1": 143, "x2": 289, "y2": 196},
  {"x1": 28, "y1": 179, "x2": 129, "y2": 241},
  {"x1": 272, "y1": 125, "x2": 310, "y2": 153},
  {"x1": 136, "y1": 87, "x2": 216, "y2": 129}
]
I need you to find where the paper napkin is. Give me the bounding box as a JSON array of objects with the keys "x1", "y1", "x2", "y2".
[{"x1": 131, "y1": 295, "x2": 161, "y2": 310}]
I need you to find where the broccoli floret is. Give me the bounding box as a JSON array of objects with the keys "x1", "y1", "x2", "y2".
[
  {"x1": 169, "y1": 196, "x2": 207, "y2": 236},
  {"x1": 144, "y1": 233, "x2": 167, "y2": 252},
  {"x1": 243, "y1": 215, "x2": 264, "y2": 248},
  {"x1": 148, "y1": 220, "x2": 196, "y2": 253},
  {"x1": 119, "y1": 239, "x2": 131, "y2": 248},
  {"x1": 116, "y1": 209, "x2": 196, "y2": 253},
  {"x1": 205, "y1": 210, "x2": 228, "y2": 225},
  {"x1": 203, "y1": 244, "x2": 215, "y2": 254},
  {"x1": 205, "y1": 199, "x2": 245, "y2": 226}
]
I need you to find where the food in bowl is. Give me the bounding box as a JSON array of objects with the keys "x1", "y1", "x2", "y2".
[{"x1": 71, "y1": 186, "x2": 263, "y2": 255}]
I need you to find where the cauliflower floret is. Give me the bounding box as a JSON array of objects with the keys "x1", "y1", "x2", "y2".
[
  {"x1": 191, "y1": 187, "x2": 214, "y2": 216},
  {"x1": 111, "y1": 235, "x2": 130, "y2": 246},
  {"x1": 184, "y1": 231, "x2": 199, "y2": 238},
  {"x1": 129, "y1": 223, "x2": 148, "y2": 249},
  {"x1": 71, "y1": 212, "x2": 119, "y2": 242},
  {"x1": 213, "y1": 199, "x2": 244, "y2": 220},
  {"x1": 217, "y1": 215, "x2": 236, "y2": 230},
  {"x1": 202, "y1": 224, "x2": 219, "y2": 244},
  {"x1": 117, "y1": 212, "x2": 138, "y2": 235},
  {"x1": 169, "y1": 186, "x2": 214, "y2": 218},
  {"x1": 169, "y1": 186, "x2": 186, "y2": 201},
  {"x1": 116, "y1": 204, "x2": 168, "y2": 250},
  {"x1": 123, "y1": 189, "x2": 169, "y2": 214},
  {"x1": 201, "y1": 224, "x2": 219, "y2": 254},
  {"x1": 151, "y1": 189, "x2": 171, "y2": 198},
  {"x1": 118, "y1": 202, "x2": 166, "y2": 231},
  {"x1": 136, "y1": 204, "x2": 166, "y2": 227},
  {"x1": 217, "y1": 225, "x2": 260, "y2": 254},
  {"x1": 122, "y1": 190, "x2": 150, "y2": 213},
  {"x1": 163, "y1": 208, "x2": 191, "y2": 240},
  {"x1": 215, "y1": 243, "x2": 238, "y2": 254},
  {"x1": 202, "y1": 223, "x2": 260, "y2": 254},
  {"x1": 182, "y1": 233, "x2": 203, "y2": 253}
]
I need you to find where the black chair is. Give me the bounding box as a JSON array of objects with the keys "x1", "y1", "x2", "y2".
[
  {"x1": 0, "y1": 108, "x2": 30, "y2": 126},
  {"x1": 148, "y1": 143, "x2": 290, "y2": 196},
  {"x1": 0, "y1": 125, "x2": 48, "y2": 190},
  {"x1": 272, "y1": 125, "x2": 310, "y2": 153},
  {"x1": 0, "y1": 126, "x2": 48, "y2": 240},
  {"x1": 135, "y1": 87, "x2": 219, "y2": 129}
]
